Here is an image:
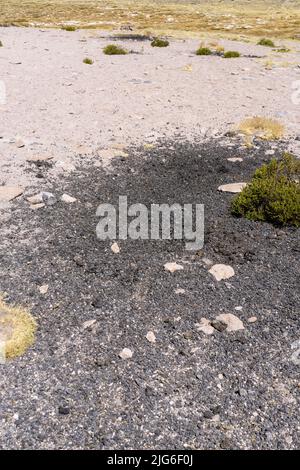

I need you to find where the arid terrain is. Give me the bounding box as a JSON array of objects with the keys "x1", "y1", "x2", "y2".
[{"x1": 0, "y1": 1, "x2": 299, "y2": 451}]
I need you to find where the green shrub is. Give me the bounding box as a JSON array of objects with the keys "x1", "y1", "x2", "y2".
[
  {"x1": 257, "y1": 38, "x2": 275, "y2": 47},
  {"x1": 83, "y1": 57, "x2": 93, "y2": 65},
  {"x1": 0, "y1": 40, "x2": 3, "y2": 47},
  {"x1": 103, "y1": 44, "x2": 127, "y2": 55},
  {"x1": 196, "y1": 47, "x2": 212, "y2": 56},
  {"x1": 61, "y1": 25, "x2": 77, "y2": 31},
  {"x1": 276, "y1": 47, "x2": 291, "y2": 53},
  {"x1": 151, "y1": 38, "x2": 169, "y2": 47},
  {"x1": 231, "y1": 153, "x2": 300, "y2": 227},
  {"x1": 224, "y1": 50, "x2": 241, "y2": 58}
]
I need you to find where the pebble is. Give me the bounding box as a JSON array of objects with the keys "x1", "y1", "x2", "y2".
[
  {"x1": 27, "y1": 191, "x2": 56, "y2": 206},
  {"x1": 265, "y1": 149, "x2": 275, "y2": 155},
  {"x1": 209, "y1": 264, "x2": 235, "y2": 281},
  {"x1": 218, "y1": 182, "x2": 247, "y2": 193},
  {"x1": 248, "y1": 316, "x2": 257, "y2": 323},
  {"x1": 215, "y1": 313, "x2": 244, "y2": 332},
  {"x1": 227, "y1": 157, "x2": 243, "y2": 162},
  {"x1": 164, "y1": 262, "x2": 184, "y2": 273},
  {"x1": 26, "y1": 155, "x2": 54, "y2": 162},
  {"x1": 111, "y1": 242, "x2": 120, "y2": 254},
  {"x1": 175, "y1": 288, "x2": 185, "y2": 294},
  {"x1": 196, "y1": 318, "x2": 214, "y2": 335},
  {"x1": 38, "y1": 284, "x2": 48, "y2": 294},
  {"x1": 146, "y1": 331, "x2": 156, "y2": 343},
  {"x1": 119, "y1": 348, "x2": 133, "y2": 360},
  {"x1": 82, "y1": 319, "x2": 97, "y2": 330},
  {"x1": 61, "y1": 193, "x2": 77, "y2": 203}
]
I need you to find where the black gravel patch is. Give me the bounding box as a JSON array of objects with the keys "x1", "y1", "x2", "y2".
[{"x1": 0, "y1": 138, "x2": 299, "y2": 450}]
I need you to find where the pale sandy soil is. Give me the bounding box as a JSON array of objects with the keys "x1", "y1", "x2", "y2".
[{"x1": 0, "y1": 27, "x2": 300, "y2": 192}]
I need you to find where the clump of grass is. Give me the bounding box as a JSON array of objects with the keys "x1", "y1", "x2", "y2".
[
  {"x1": 151, "y1": 38, "x2": 169, "y2": 47},
  {"x1": 258, "y1": 38, "x2": 275, "y2": 47},
  {"x1": 0, "y1": 40, "x2": 3, "y2": 47},
  {"x1": 61, "y1": 25, "x2": 77, "y2": 32},
  {"x1": 196, "y1": 47, "x2": 212, "y2": 56},
  {"x1": 238, "y1": 116, "x2": 284, "y2": 141},
  {"x1": 275, "y1": 47, "x2": 291, "y2": 53},
  {"x1": 83, "y1": 57, "x2": 93, "y2": 65},
  {"x1": 231, "y1": 153, "x2": 300, "y2": 227},
  {"x1": 224, "y1": 50, "x2": 241, "y2": 58},
  {"x1": 103, "y1": 44, "x2": 127, "y2": 55},
  {"x1": 0, "y1": 294, "x2": 37, "y2": 360}
]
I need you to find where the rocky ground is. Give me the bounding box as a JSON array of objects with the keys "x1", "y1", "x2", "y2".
[{"x1": 0, "y1": 27, "x2": 299, "y2": 450}]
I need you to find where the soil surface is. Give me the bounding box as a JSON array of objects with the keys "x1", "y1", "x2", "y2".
[{"x1": 0, "y1": 137, "x2": 299, "y2": 449}]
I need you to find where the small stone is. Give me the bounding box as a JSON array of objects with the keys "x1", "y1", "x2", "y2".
[
  {"x1": 265, "y1": 149, "x2": 275, "y2": 155},
  {"x1": 215, "y1": 313, "x2": 244, "y2": 332},
  {"x1": 227, "y1": 157, "x2": 243, "y2": 162},
  {"x1": 164, "y1": 262, "x2": 184, "y2": 273},
  {"x1": 30, "y1": 203, "x2": 45, "y2": 210},
  {"x1": 111, "y1": 242, "x2": 120, "y2": 254},
  {"x1": 196, "y1": 318, "x2": 214, "y2": 335},
  {"x1": 38, "y1": 284, "x2": 48, "y2": 294},
  {"x1": 248, "y1": 316, "x2": 257, "y2": 323},
  {"x1": 15, "y1": 139, "x2": 25, "y2": 148},
  {"x1": 26, "y1": 155, "x2": 54, "y2": 162},
  {"x1": 82, "y1": 319, "x2": 97, "y2": 330},
  {"x1": 119, "y1": 348, "x2": 133, "y2": 360},
  {"x1": 218, "y1": 182, "x2": 247, "y2": 193},
  {"x1": 203, "y1": 410, "x2": 214, "y2": 419},
  {"x1": 209, "y1": 264, "x2": 235, "y2": 281},
  {"x1": 58, "y1": 406, "x2": 70, "y2": 415},
  {"x1": 146, "y1": 331, "x2": 156, "y2": 343},
  {"x1": 61, "y1": 193, "x2": 77, "y2": 203},
  {"x1": 202, "y1": 257, "x2": 213, "y2": 266},
  {"x1": 175, "y1": 288, "x2": 185, "y2": 294},
  {"x1": 211, "y1": 319, "x2": 227, "y2": 332},
  {"x1": 235, "y1": 306, "x2": 243, "y2": 311},
  {"x1": 0, "y1": 186, "x2": 23, "y2": 202},
  {"x1": 27, "y1": 192, "x2": 56, "y2": 206}
]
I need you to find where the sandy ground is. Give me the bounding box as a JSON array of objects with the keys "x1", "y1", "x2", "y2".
[{"x1": 0, "y1": 27, "x2": 300, "y2": 192}]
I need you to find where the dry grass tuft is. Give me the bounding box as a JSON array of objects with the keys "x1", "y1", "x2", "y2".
[
  {"x1": 238, "y1": 116, "x2": 285, "y2": 141},
  {"x1": 0, "y1": 294, "x2": 37, "y2": 360}
]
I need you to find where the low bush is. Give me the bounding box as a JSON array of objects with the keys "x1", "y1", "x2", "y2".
[
  {"x1": 196, "y1": 47, "x2": 212, "y2": 56},
  {"x1": 224, "y1": 50, "x2": 241, "y2": 58},
  {"x1": 258, "y1": 38, "x2": 275, "y2": 47},
  {"x1": 83, "y1": 57, "x2": 93, "y2": 65},
  {"x1": 61, "y1": 25, "x2": 77, "y2": 32},
  {"x1": 103, "y1": 44, "x2": 127, "y2": 55},
  {"x1": 151, "y1": 38, "x2": 169, "y2": 47}
]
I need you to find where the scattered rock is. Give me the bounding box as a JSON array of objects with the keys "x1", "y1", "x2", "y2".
[
  {"x1": 61, "y1": 193, "x2": 77, "y2": 203},
  {"x1": 196, "y1": 318, "x2": 214, "y2": 335},
  {"x1": 215, "y1": 313, "x2": 244, "y2": 332},
  {"x1": 248, "y1": 316, "x2": 257, "y2": 323},
  {"x1": 0, "y1": 186, "x2": 23, "y2": 202},
  {"x1": 227, "y1": 157, "x2": 243, "y2": 162},
  {"x1": 26, "y1": 155, "x2": 54, "y2": 162},
  {"x1": 111, "y1": 242, "x2": 120, "y2": 254},
  {"x1": 38, "y1": 284, "x2": 48, "y2": 294},
  {"x1": 119, "y1": 348, "x2": 133, "y2": 360},
  {"x1": 82, "y1": 319, "x2": 97, "y2": 330},
  {"x1": 175, "y1": 288, "x2": 185, "y2": 294},
  {"x1": 30, "y1": 203, "x2": 45, "y2": 210},
  {"x1": 146, "y1": 331, "x2": 156, "y2": 343},
  {"x1": 211, "y1": 319, "x2": 228, "y2": 332},
  {"x1": 58, "y1": 406, "x2": 70, "y2": 415},
  {"x1": 265, "y1": 149, "x2": 275, "y2": 156},
  {"x1": 209, "y1": 264, "x2": 235, "y2": 281},
  {"x1": 218, "y1": 182, "x2": 247, "y2": 193},
  {"x1": 55, "y1": 161, "x2": 76, "y2": 172},
  {"x1": 27, "y1": 191, "x2": 56, "y2": 206},
  {"x1": 164, "y1": 262, "x2": 184, "y2": 273},
  {"x1": 15, "y1": 139, "x2": 25, "y2": 148}
]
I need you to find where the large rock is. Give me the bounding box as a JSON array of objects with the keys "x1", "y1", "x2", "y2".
[{"x1": 0, "y1": 186, "x2": 23, "y2": 202}]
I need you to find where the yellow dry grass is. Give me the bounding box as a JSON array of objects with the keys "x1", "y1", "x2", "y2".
[
  {"x1": 0, "y1": 294, "x2": 36, "y2": 360},
  {"x1": 238, "y1": 116, "x2": 285, "y2": 141},
  {"x1": 0, "y1": 1, "x2": 300, "y2": 40}
]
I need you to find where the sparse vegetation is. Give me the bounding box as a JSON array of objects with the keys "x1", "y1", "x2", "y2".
[
  {"x1": 103, "y1": 44, "x2": 128, "y2": 55},
  {"x1": 224, "y1": 50, "x2": 241, "y2": 58},
  {"x1": 196, "y1": 47, "x2": 212, "y2": 56},
  {"x1": 0, "y1": 40, "x2": 3, "y2": 47},
  {"x1": 61, "y1": 25, "x2": 77, "y2": 31},
  {"x1": 83, "y1": 57, "x2": 93, "y2": 64},
  {"x1": 0, "y1": 294, "x2": 36, "y2": 360},
  {"x1": 151, "y1": 38, "x2": 169, "y2": 47},
  {"x1": 238, "y1": 116, "x2": 284, "y2": 141},
  {"x1": 231, "y1": 153, "x2": 300, "y2": 227},
  {"x1": 258, "y1": 38, "x2": 275, "y2": 47},
  {"x1": 275, "y1": 47, "x2": 291, "y2": 53}
]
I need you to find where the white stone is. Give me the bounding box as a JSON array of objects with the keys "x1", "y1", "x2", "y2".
[
  {"x1": 248, "y1": 316, "x2": 257, "y2": 323},
  {"x1": 164, "y1": 262, "x2": 184, "y2": 273},
  {"x1": 227, "y1": 157, "x2": 243, "y2": 162},
  {"x1": 82, "y1": 319, "x2": 97, "y2": 330},
  {"x1": 111, "y1": 242, "x2": 120, "y2": 254},
  {"x1": 38, "y1": 284, "x2": 48, "y2": 294},
  {"x1": 218, "y1": 182, "x2": 247, "y2": 193},
  {"x1": 146, "y1": 331, "x2": 156, "y2": 343},
  {"x1": 61, "y1": 193, "x2": 77, "y2": 203},
  {"x1": 196, "y1": 318, "x2": 214, "y2": 335},
  {"x1": 175, "y1": 288, "x2": 185, "y2": 294},
  {"x1": 209, "y1": 264, "x2": 235, "y2": 281},
  {"x1": 216, "y1": 313, "x2": 244, "y2": 332},
  {"x1": 119, "y1": 348, "x2": 133, "y2": 360}
]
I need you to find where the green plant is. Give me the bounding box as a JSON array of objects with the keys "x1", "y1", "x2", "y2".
[
  {"x1": 83, "y1": 57, "x2": 93, "y2": 65},
  {"x1": 151, "y1": 38, "x2": 169, "y2": 47},
  {"x1": 275, "y1": 47, "x2": 291, "y2": 53},
  {"x1": 103, "y1": 44, "x2": 127, "y2": 55},
  {"x1": 257, "y1": 38, "x2": 275, "y2": 47},
  {"x1": 196, "y1": 47, "x2": 212, "y2": 56},
  {"x1": 0, "y1": 40, "x2": 3, "y2": 47},
  {"x1": 61, "y1": 25, "x2": 76, "y2": 31},
  {"x1": 224, "y1": 50, "x2": 241, "y2": 58},
  {"x1": 231, "y1": 153, "x2": 300, "y2": 227}
]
